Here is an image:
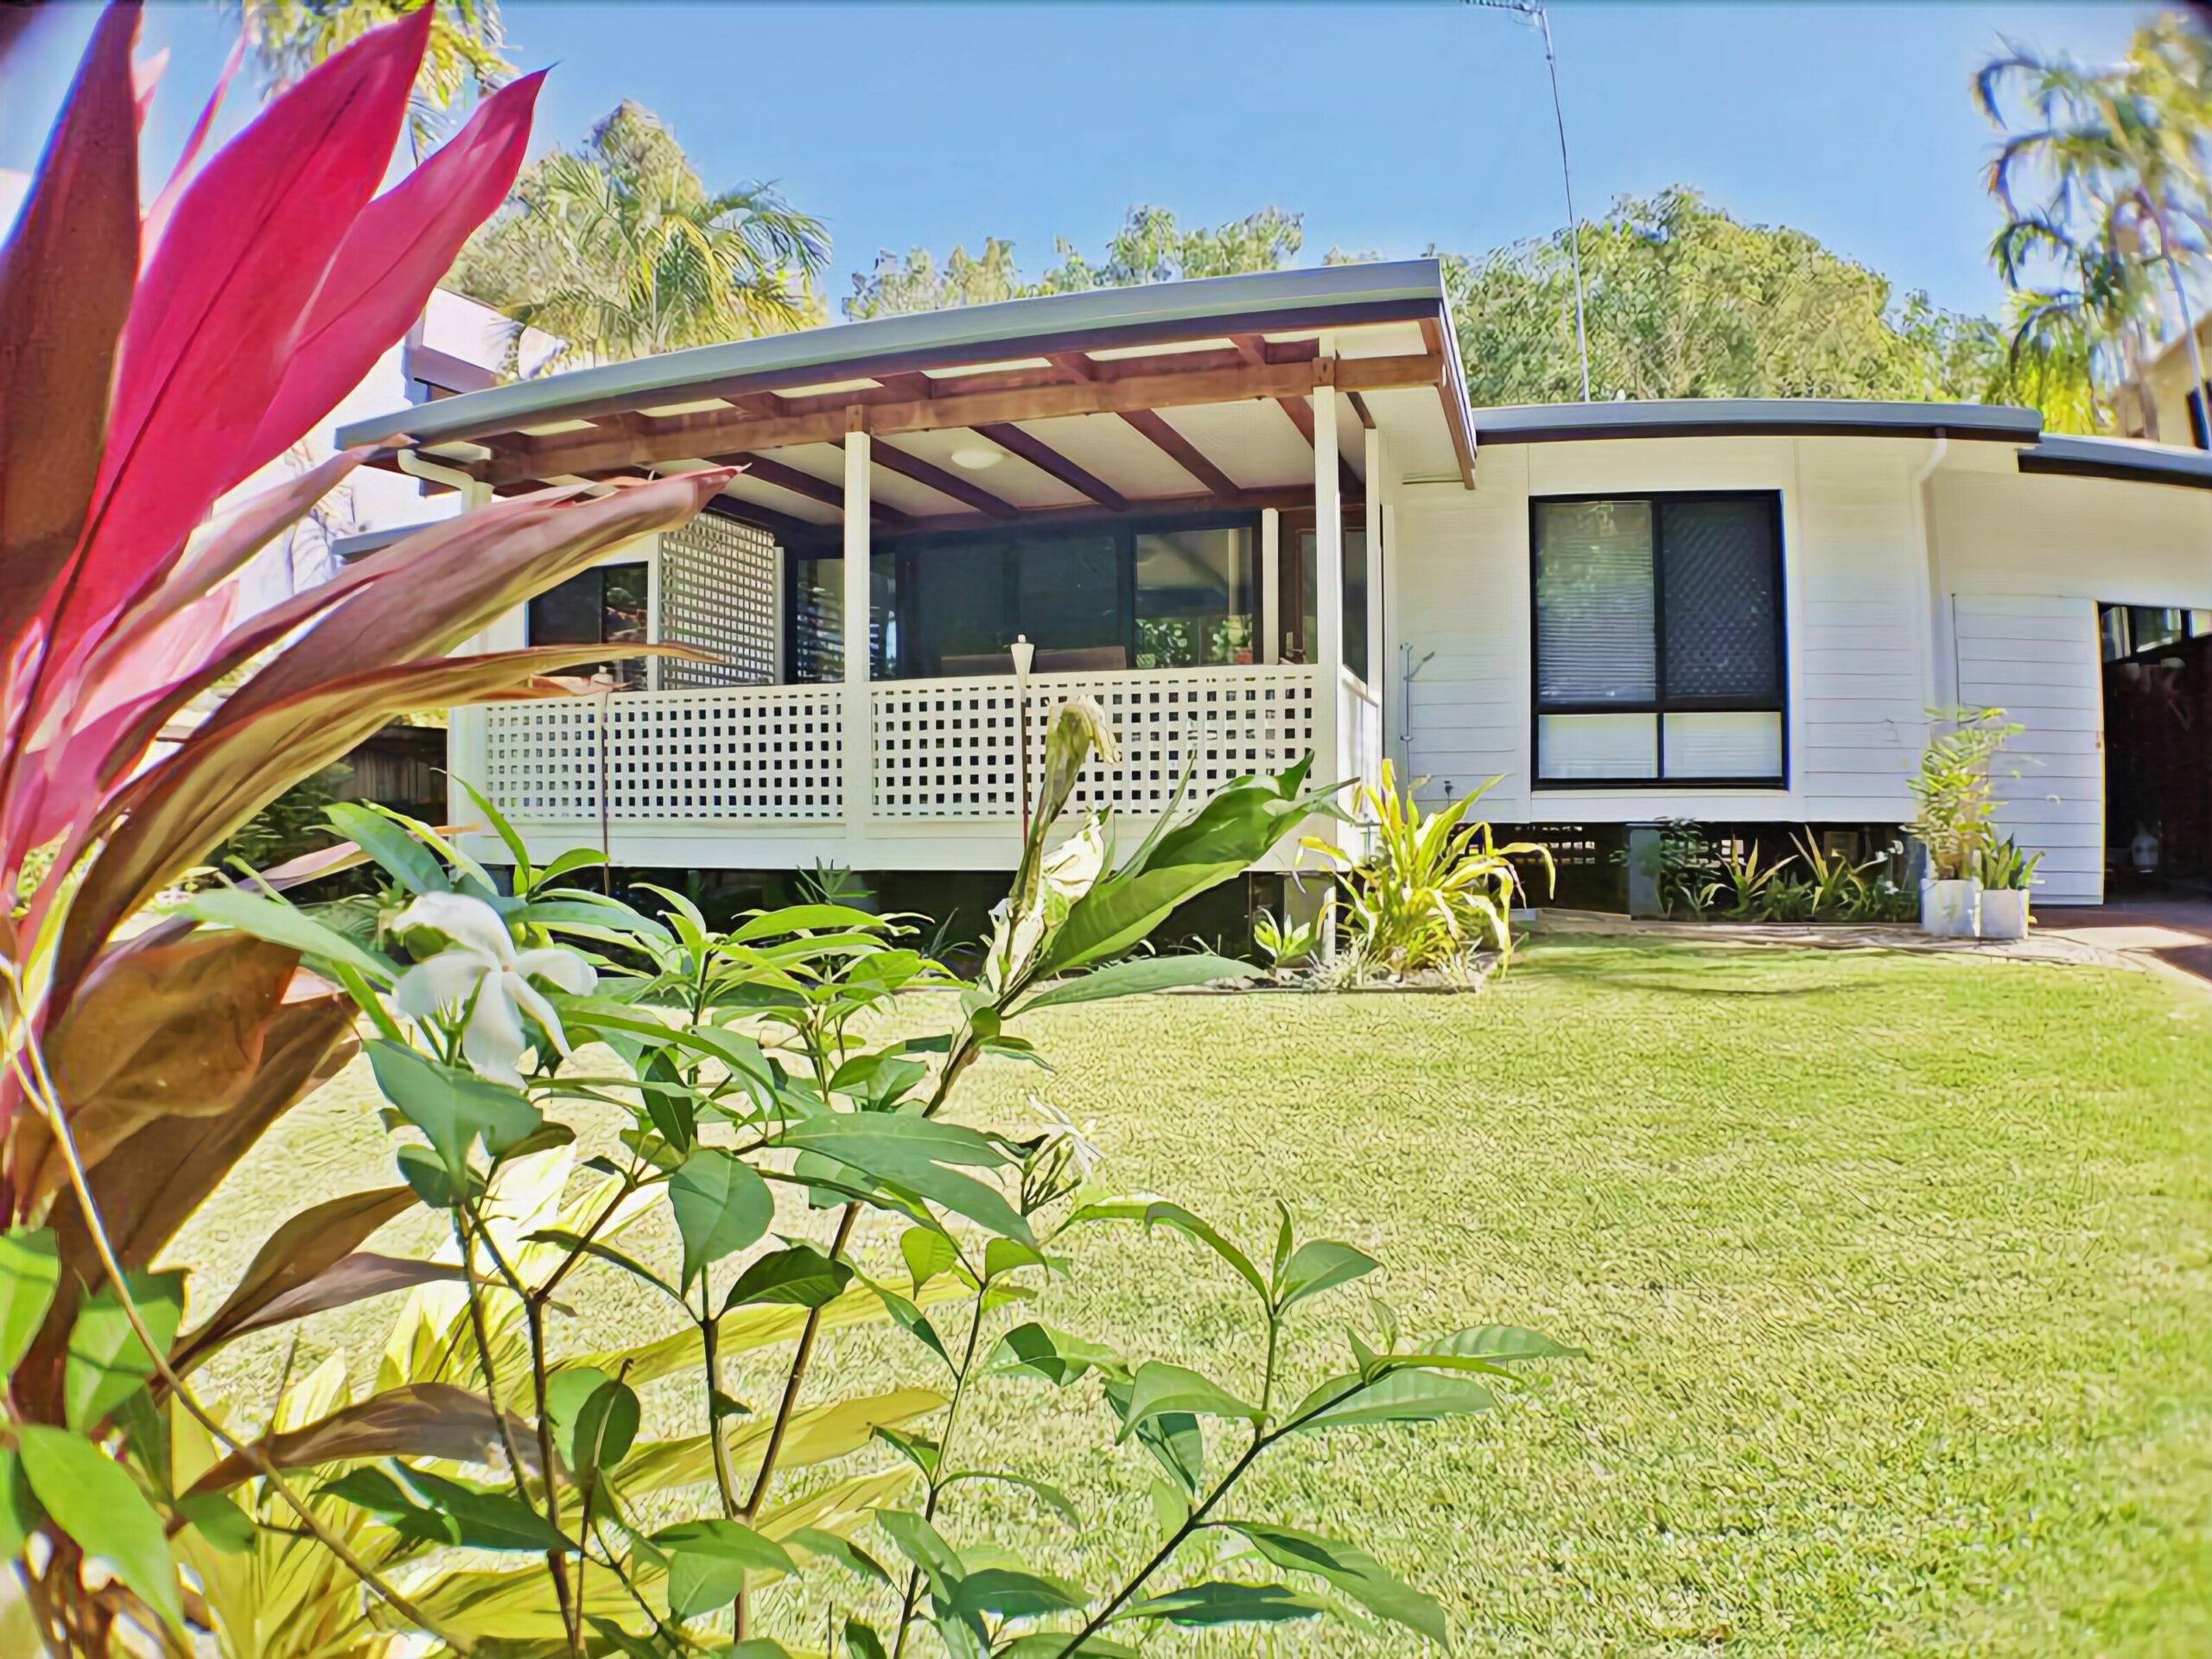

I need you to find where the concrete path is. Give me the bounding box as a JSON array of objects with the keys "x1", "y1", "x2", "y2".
[{"x1": 2036, "y1": 896, "x2": 2212, "y2": 988}]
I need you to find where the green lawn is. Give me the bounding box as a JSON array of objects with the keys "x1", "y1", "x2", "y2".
[{"x1": 176, "y1": 939, "x2": 2212, "y2": 1656}]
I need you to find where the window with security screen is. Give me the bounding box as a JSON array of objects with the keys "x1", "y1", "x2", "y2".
[{"x1": 1532, "y1": 493, "x2": 1785, "y2": 785}]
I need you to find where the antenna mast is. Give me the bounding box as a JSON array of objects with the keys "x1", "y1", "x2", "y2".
[{"x1": 1468, "y1": 0, "x2": 1592, "y2": 401}]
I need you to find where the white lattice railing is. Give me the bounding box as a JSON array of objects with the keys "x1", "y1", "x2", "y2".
[
  {"x1": 480, "y1": 683, "x2": 843, "y2": 823},
  {"x1": 871, "y1": 664, "x2": 1320, "y2": 819}
]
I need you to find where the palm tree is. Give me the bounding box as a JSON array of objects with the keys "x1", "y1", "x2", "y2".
[
  {"x1": 1991, "y1": 213, "x2": 2163, "y2": 435},
  {"x1": 1979, "y1": 30, "x2": 2212, "y2": 437},
  {"x1": 238, "y1": 0, "x2": 514, "y2": 155},
  {"x1": 450, "y1": 103, "x2": 830, "y2": 372}
]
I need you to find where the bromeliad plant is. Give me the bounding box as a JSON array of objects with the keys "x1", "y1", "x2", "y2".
[
  {"x1": 1309, "y1": 762, "x2": 1554, "y2": 981},
  {"x1": 93, "y1": 705, "x2": 1577, "y2": 1658},
  {"x1": 0, "y1": 9, "x2": 740, "y2": 1653}
]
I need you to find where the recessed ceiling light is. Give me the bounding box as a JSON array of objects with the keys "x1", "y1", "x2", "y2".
[{"x1": 950, "y1": 444, "x2": 1003, "y2": 471}]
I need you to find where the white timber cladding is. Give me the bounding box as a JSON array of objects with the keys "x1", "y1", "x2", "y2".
[
  {"x1": 480, "y1": 684, "x2": 844, "y2": 821},
  {"x1": 1396, "y1": 435, "x2": 1932, "y2": 823},
  {"x1": 1950, "y1": 595, "x2": 2105, "y2": 905},
  {"x1": 871, "y1": 665, "x2": 1319, "y2": 818},
  {"x1": 657, "y1": 513, "x2": 779, "y2": 689}
]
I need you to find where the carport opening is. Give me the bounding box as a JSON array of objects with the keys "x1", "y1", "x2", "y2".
[{"x1": 2101, "y1": 602, "x2": 2212, "y2": 895}]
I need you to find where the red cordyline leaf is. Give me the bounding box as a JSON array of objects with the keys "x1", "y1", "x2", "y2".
[
  {"x1": 10, "y1": 5, "x2": 431, "y2": 792},
  {"x1": 250, "y1": 68, "x2": 546, "y2": 459},
  {"x1": 0, "y1": 3, "x2": 137, "y2": 670},
  {"x1": 142, "y1": 24, "x2": 245, "y2": 252}
]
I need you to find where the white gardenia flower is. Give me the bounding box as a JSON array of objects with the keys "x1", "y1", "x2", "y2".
[{"x1": 391, "y1": 893, "x2": 595, "y2": 1087}]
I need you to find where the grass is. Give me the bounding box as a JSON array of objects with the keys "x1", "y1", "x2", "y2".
[{"x1": 175, "y1": 938, "x2": 2212, "y2": 1656}]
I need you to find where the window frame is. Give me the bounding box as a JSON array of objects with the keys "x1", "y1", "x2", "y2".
[
  {"x1": 874, "y1": 508, "x2": 1261, "y2": 679},
  {"x1": 524, "y1": 558, "x2": 652, "y2": 691},
  {"x1": 1528, "y1": 488, "x2": 1789, "y2": 791}
]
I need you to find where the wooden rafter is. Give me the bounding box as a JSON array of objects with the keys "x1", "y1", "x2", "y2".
[
  {"x1": 860, "y1": 437, "x2": 1020, "y2": 519},
  {"x1": 1118, "y1": 409, "x2": 1242, "y2": 502},
  {"x1": 1346, "y1": 391, "x2": 1376, "y2": 429},
  {"x1": 475, "y1": 353, "x2": 1445, "y2": 488},
  {"x1": 1230, "y1": 334, "x2": 1268, "y2": 367},
  {"x1": 969, "y1": 422, "x2": 1128, "y2": 511},
  {"x1": 733, "y1": 451, "x2": 913, "y2": 529},
  {"x1": 1046, "y1": 351, "x2": 1096, "y2": 383},
  {"x1": 886, "y1": 484, "x2": 1357, "y2": 539}
]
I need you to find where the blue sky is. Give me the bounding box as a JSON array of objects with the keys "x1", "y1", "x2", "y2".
[{"x1": 0, "y1": 2, "x2": 2160, "y2": 319}]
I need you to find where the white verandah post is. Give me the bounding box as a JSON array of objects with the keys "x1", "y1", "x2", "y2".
[
  {"x1": 1259, "y1": 507, "x2": 1281, "y2": 665},
  {"x1": 1311, "y1": 365, "x2": 1344, "y2": 958},
  {"x1": 841, "y1": 427, "x2": 872, "y2": 849}
]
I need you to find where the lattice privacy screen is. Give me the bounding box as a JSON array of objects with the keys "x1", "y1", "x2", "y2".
[
  {"x1": 480, "y1": 685, "x2": 842, "y2": 822},
  {"x1": 658, "y1": 513, "x2": 779, "y2": 689},
  {"x1": 872, "y1": 665, "x2": 1319, "y2": 818}
]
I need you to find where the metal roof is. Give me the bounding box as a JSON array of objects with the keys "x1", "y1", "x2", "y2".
[
  {"x1": 2017, "y1": 432, "x2": 2212, "y2": 490},
  {"x1": 337, "y1": 259, "x2": 1459, "y2": 452},
  {"x1": 1470, "y1": 397, "x2": 2044, "y2": 445}
]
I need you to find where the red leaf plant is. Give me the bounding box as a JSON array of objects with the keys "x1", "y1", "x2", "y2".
[{"x1": 0, "y1": 10, "x2": 725, "y2": 1639}]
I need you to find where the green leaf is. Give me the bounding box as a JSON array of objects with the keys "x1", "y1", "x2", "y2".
[
  {"x1": 869, "y1": 1424, "x2": 940, "y2": 1478},
  {"x1": 543, "y1": 1367, "x2": 613, "y2": 1472},
  {"x1": 1275, "y1": 1239, "x2": 1380, "y2": 1313},
  {"x1": 571, "y1": 1376, "x2": 642, "y2": 1491},
  {"x1": 899, "y1": 1226, "x2": 958, "y2": 1292},
  {"x1": 324, "y1": 801, "x2": 451, "y2": 896},
  {"x1": 1116, "y1": 1362, "x2": 1259, "y2": 1442},
  {"x1": 528, "y1": 1230, "x2": 682, "y2": 1304},
  {"x1": 874, "y1": 1509, "x2": 963, "y2": 1604},
  {"x1": 781, "y1": 1116, "x2": 1033, "y2": 1246},
  {"x1": 1287, "y1": 1369, "x2": 1500, "y2": 1431},
  {"x1": 1041, "y1": 765, "x2": 1319, "y2": 975},
  {"x1": 1018, "y1": 952, "x2": 1250, "y2": 1011},
  {"x1": 395, "y1": 1142, "x2": 474, "y2": 1208},
  {"x1": 0, "y1": 1228, "x2": 60, "y2": 1376},
  {"x1": 1147, "y1": 1473, "x2": 1189, "y2": 1535},
  {"x1": 729, "y1": 903, "x2": 887, "y2": 941},
  {"x1": 669, "y1": 1147, "x2": 773, "y2": 1288},
  {"x1": 64, "y1": 1270, "x2": 184, "y2": 1433},
  {"x1": 722, "y1": 1244, "x2": 854, "y2": 1311},
  {"x1": 1102, "y1": 1376, "x2": 1206, "y2": 1495},
  {"x1": 940, "y1": 1469, "x2": 1078, "y2": 1526},
  {"x1": 1230, "y1": 1522, "x2": 1450, "y2": 1647},
  {"x1": 368, "y1": 1039, "x2": 543, "y2": 1178},
  {"x1": 1118, "y1": 1580, "x2": 1327, "y2": 1627},
  {"x1": 987, "y1": 1322, "x2": 1124, "y2": 1388},
  {"x1": 1069, "y1": 1200, "x2": 1267, "y2": 1303},
  {"x1": 0, "y1": 1451, "x2": 42, "y2": 1560},
  {"x1": 652, "y1": 1516, "x2": 797, "y2": 1618},
  {"x1": 983, "y1": 1236, "x2": 1046, "y2": 1281},
  {"x1": 185, "y1": 887, "x2": 398, "y2": 983},
  {"x1": 996, "y1": 1637, "x2": 1139, "y2": 1658},
  {"x1": 586, "y1": 1617, "x2": 666, "y2": 1659},
  {"x1": 17, "y1": 1426, "x2": 183, "y2": 1633},
  {"x1": 864, "y1": 1278, "x2": 952, "y2": 1372},
  {"x1": 946, "y1": 1565, "x2": 1085, "y2": 1622},
  {"x1": 828, "y1": 1052, "x2": 928, "y2": 1110},
  {"x1": 397, "y1": 1465, "x2": 575, "y2": 1553},
  {"x1": 174, "y1": 1492, "x2": 257, "y2": 1556},
  {"x1": 534, "y1": 845, "x2": 610, "y2": 888},
  {"x1": 1413, "y1": 1324, "x2": 1581, "y2": 1364},
  {"x1": 843, "y1": 1618, "x2": 891, "y2": 1659},
  {"x1": 791, "y1": 1527, "x2": 893, "y2": 1587}
]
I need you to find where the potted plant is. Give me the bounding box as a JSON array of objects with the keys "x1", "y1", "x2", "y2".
[
  {"x1": 1976, "y1": 836, "x2": 2042, "y2": 940},
  {"x1": 1907, "y1": 707, "x2": 2024, "y2": 938}
]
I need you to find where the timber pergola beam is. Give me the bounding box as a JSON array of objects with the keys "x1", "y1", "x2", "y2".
[
  {"x1": 1117, "y1": 408, "x2": 1243, "y2": 504},
  {"x1": 857, "y1": 436, "x2": 1020, "y2": 519},
  {"x1": 1273, "y1": 390, "x2": 1363, "y2": 499},
  {"x1": 732, "y1": 452, "x2": 915, "y2": 530},
  {"x1": 473, "y1": 353, "x2": 1446, "y2": 488},
  {"x1": 970, "y1": 421, "x2": 1128, "y2": 511}
]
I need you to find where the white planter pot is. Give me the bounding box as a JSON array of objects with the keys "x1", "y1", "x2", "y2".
[
  {"x1": 1979, "y1": 887, "x2": 2029, "y2": 941},
  {"x1": 1920, "y1": 876, "x2": 1981, "y2": 938}
]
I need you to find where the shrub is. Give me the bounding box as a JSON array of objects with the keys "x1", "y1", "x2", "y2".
[
  {"x1": 1909, "y1": 708, "x2": 2026, "y2": 880},
  {"x1": 1311, "y1": 761, "x2": 1554, "y2": 978},
  {"x1": 100, "y1": 707, "x2": 1573, "y2": 1656}
]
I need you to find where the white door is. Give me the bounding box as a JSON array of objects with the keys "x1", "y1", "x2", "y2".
[{"x1": 1951, "y1": 594, "x2": 2104, "y2": 905}]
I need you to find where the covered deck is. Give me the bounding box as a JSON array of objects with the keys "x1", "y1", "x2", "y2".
[{"x1": 337, "y1": 262, "x2": 1477, "y2": 871}]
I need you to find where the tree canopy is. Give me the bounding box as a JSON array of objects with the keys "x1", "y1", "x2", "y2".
[{"x1": 844, "y1": 188, "x2": 2082, "y2": 425}]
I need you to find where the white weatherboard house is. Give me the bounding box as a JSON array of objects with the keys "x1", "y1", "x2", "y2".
[{"x1": 336, "y1": 260, "x2": 2212, "y2": 909}]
